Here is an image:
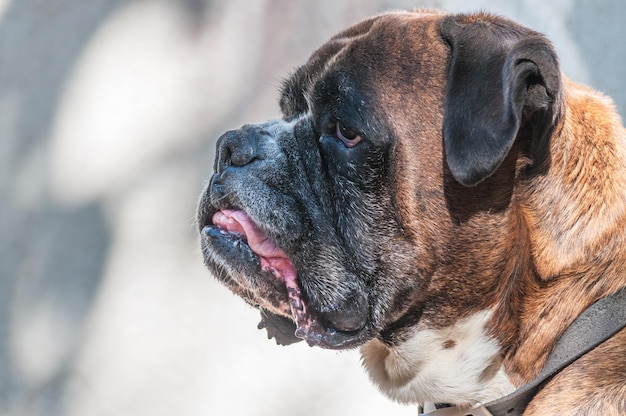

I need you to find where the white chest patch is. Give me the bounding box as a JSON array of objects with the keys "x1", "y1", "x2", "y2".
[{"x1": 360, "y1": 310, "x2": 515, "y2": 406}]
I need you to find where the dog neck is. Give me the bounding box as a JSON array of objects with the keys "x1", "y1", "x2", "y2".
[
  {"x1": 361, "y1": 78, "x2": 626, "y2": 407},
  {"x1": 361, "y1": 310, "x2": 516, "y2": 406},
  {"x1": 502, "y1": 78, "x2": 626, "y2": 383}
]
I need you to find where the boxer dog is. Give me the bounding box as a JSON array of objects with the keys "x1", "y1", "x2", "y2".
[{"x1": 197, "y1": 10, "x2": 626, "y2": 415}]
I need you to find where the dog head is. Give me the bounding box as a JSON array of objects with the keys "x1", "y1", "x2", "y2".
[{"x1": 197, "y1": 11, "x2": 562, "y2": 351}]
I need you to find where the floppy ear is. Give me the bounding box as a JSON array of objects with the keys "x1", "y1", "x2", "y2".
[{"x1": 441, "y1": 16, "x2": 562, "y2": 186}]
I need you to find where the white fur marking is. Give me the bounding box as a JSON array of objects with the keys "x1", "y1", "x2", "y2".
[{"x1": 361, "y1": 310, "x2": 515, "y2": 406}]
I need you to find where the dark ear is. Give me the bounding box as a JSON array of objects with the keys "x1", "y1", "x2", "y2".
[{"x1": 441, "y1": 15, "x2": 562, "y2": 186}]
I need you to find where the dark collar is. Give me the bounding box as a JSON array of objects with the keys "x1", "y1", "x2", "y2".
[{"x1": 420, "y1": 287, "x2": 626, "y2": 416}]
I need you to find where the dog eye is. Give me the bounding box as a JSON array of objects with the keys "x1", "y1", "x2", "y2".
[{"x1": 333, "y1": 121, "x2": 362, "y2": 148}]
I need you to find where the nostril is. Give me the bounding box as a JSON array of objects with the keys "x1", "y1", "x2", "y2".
[
  {"x1": 229, "y1": 143, "x2": 256, "y2": 167},
  {"x1": 215, "y1": 128, "x2": 262, "y2": 173}
]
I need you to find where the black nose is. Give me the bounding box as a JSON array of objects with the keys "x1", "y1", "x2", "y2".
[{"x1": 214, "y1": 126, "x2": 266, "y2": 173}]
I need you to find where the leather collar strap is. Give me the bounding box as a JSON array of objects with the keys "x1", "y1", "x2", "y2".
[{"x1": 420, "y1": 287, "x2": 626, "y2": 416}]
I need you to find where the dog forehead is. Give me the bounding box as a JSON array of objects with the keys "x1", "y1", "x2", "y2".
[{"x1": 279, "y1": 11, "x2": 448, "y2": 119}]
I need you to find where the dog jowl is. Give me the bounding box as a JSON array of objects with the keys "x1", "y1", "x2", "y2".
[{"x1": 197, "y1": 10, "x2": 626, "y2": 413}]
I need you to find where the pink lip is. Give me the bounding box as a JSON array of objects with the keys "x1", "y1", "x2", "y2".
[{"x1": 211, "y1": 209, "x2": 317, "y2": 340}]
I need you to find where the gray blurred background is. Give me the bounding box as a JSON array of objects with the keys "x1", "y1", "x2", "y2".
[{"x1": 0, "y1": 0, "x2": 624, "y2": 415}]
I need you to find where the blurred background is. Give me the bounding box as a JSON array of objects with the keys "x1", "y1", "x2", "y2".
[{"x1": 0, "y1": 0, "x2": 624, "y2": 415}]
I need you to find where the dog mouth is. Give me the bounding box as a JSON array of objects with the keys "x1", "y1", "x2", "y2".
[
  {"x1": 210, "y1": 209, "x2": 313, "y2": 337},
  {"x1": 211, "y1": 210, "x2": 296, "y2": 286},
  {"x1": 201, "y1": 209, "x2": 368, "y2": 349}
]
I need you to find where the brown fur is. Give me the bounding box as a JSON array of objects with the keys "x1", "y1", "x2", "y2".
[
  {"x1": 352, "y1": 12, "x2": 626, "y2": 413},
  {"x1": 199, "y1": 10, "x2": 626, "y2": 413},
  {"x1": 504, "y1": 79, "x2": 626, "y2": 413}
]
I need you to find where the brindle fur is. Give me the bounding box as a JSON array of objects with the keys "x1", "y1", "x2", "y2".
[{"x1": 199, "y1": 10, "x2": 626, "y2": 414}]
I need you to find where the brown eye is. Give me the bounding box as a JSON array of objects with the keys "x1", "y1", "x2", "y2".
[{"x1": 335, "y1": 121, "x2": 362, "y2": 147}]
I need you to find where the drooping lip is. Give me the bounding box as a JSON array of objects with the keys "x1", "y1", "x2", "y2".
[
  {"x1": 202, "y1": 209, "x2": 368, "y2": 349},
  {"x1": 200, "y1": 208, "x2": 370, "y2": 349},
  {"x1": 209, "y1": 209, "x2": 315, "y2": 339}
]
